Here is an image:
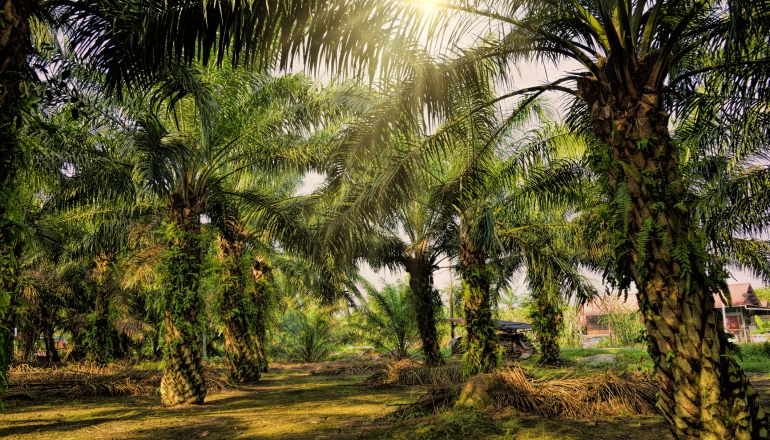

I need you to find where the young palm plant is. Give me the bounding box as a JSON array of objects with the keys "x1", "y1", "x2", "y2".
[{"x1": 344, "y1": 281, "x2": 420, "y2": 360}]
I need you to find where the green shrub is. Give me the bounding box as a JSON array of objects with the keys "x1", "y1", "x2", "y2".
[
  {"x1": 736, "y1": 342, "x2": 770, "y2": 373},
  {"x1": 271, "y1": 308, "x2": 337, "y2": 363}
]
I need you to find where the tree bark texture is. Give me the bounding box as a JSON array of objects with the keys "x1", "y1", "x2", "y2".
[
  {"x1": 43, "y1": 323, "x2": 59, "y2": 363},
  {"x1": 0, "y1": 0, "x2": 35, "y2": 390},
  {"x1": 459, "y1": 227, "x2": 498, "y2": 376},
  {"x1": 89, "y1": 254, "x2": 113, "y2": 364},
  {"x1": 159, "y1": 194, "x2": 206, "y2": 406},
  {"x1": 579, "y1": 73, "x2": 769, "y2": 439},
  {"x1": 404, "y1": 255, "x2": 444, "y2": 367},
  {"x1": 0, "y1": 0, "x2": 34, "y2": 189},
  {"x1": 218, "y1": 233, "x2": 264, "y2": 383},
  {"x1": 530, "y1": 284, "x2": 562, "y2": 366},
  {"x1": 251, "y1": 256, "x2": 271, "y2": 373},
  {"x1": 0, "y1": 242, "x2": 22, "y2": 366}
]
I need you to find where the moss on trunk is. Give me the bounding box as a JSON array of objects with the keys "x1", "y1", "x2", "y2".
[
  {"x1": 218, "y1": 233, "x2": 265, "y2": 383},
  {"x1": 405, "y1": 255, "x2": 444, "y2": 367},
  {"x1": 579, "y1": 70, "x2": 770, "y2": 438},
  {"x1": 460, "y1": 228, "x2": 498, "y2": 376},
  {"x1": 159, "y1": 195, "x2": 206, "y2": 406}
]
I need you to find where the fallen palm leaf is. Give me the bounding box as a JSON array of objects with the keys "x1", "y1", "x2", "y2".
[
  {"x1": 366, "y1": 359, "x2": 465, "y2": 387},
  {"x1": 6, "y1": 363, "x2": 230, "y2": 398}
]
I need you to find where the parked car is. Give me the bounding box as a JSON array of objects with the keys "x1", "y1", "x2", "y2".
[
  {"x1": 581, "y1": 336, "x2": 607, "y2": 349},
  {"x1": 750, "y1": 333, "x2": 768, "y2": 343}
]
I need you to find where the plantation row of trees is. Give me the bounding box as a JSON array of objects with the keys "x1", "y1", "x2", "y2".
[{"x1": 1, "y1": 1, "x2": 769, "y2": 438}]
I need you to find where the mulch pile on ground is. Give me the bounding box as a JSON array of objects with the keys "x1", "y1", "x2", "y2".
[
  {"x1": 5, "y1": 362, "x2": 229, "y2": 398},
  {"x1": 366, "y1": 359, "x2": 465, "y2": 387},
  {"x1": 389, "y1": 366, "x2": 659, "y2": 419},
  {"x1": 491, "y1": 367, "x2": 658, "y2": 418}
]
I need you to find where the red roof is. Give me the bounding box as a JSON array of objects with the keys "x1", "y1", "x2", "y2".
[
  {"x1": 713, "y1": 283, "x2": 760, "y2": 308},
  {"x1": 581, "y1": 283, "x2": 765, "y2": 317}
]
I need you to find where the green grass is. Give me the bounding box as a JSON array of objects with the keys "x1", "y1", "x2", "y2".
[
  {"x1": 736, "y1": 342, "x2": 770, "y2": 373},
  {"x1": 560, "y1": 347, "x2": 648, "y2": 362},
  {"x1": 561, "y1": 344, "x2": 770, "y2": 374}
]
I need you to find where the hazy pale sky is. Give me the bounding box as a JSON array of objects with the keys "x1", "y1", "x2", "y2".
[{"x1": 292, "y1": 31, "x2": 768, "y2": 296}]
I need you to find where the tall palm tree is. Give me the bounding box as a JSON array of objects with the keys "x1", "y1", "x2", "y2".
[
  {"x1": 129, "y1": 69, "x2": 324, "y2": 405},
  {"x1": 398, "y1": 3, "x2": 770, "y2": 436}
]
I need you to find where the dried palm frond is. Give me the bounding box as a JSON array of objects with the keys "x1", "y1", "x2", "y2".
[
  {"x1": 491, "y1": 367, "x2": 657, "y2": 418},
  {"x1": 114, "y1": 316, "x2": 152, "y2": 341},
  {"x1": 389, "y1": 367, "x2": 658, "y2": 420},
  {"x1": 6, "y1": 363, "x2": 230, "y2": 398},
  {"x1": 366, "y1": 359, "x2": 465, "y2": 387},
  {"x1": 390, "y1": 388, "x2": 460, "y2": 418}
]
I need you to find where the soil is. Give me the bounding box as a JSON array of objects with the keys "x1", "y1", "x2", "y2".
[{"x1": 2, "y1": 362, "x2": 768, "y2": 439}]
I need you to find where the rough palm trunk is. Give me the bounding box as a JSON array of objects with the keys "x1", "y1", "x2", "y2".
[
  {"x1": 1, "y1": 0, "x2": 36, "y2": 392},
  {"x1": 159, "y1": 193, "x2": 206, "y2": 406},
  {"x1": 43, "y1": 324, "x2": 59, "y2": 363},
  {"x1": 580, "y1": 71, "x2": 769, "y2": 438},
  {"x1": 218, "y1": 232, "x2": 263, "y2": 383},
  {"x1": 529, "y1": 284, "x2": 562, "y2": 365},
  {"x1": 0, "y1": 0, "x2": 34, "y2": 187},
  {"x1": 251, "y1": 256, "x2": 271, "y2": 374},
  {"x1": 90, "y1": 254, "x2": 113, "y2": 364},
  {"x1": 404, "y1": 255, "x2": 444, "y2": 367},
  {"x1": 459, "y1": 227, "x2": 498, "y2": 376},
  {"x1": 0, "y1": 242, "x2": 22, "y2": 366}
]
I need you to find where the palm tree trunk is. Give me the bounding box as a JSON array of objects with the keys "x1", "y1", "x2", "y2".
[
  {"x1": 218, "y1": 235, "x2": 263, "y2": 383},
  {"x1": 404, "y1": 257, "x2": 444, "y2": 367},
  {"x1": 90, "y1": 254, "x2": 113, "y2": 364},
  {"x1": 459, "y1": 227, "x2": 498, "y2": 376},
  {"x1": 251, "y1": 256, "x2": 271, "y2": 373},
  {"x1": 1, "y1": 0, "x2": 35, "y2": 391},
  {"x1": 581, "y1": 79, "x2": 770, "y2": 438},
  {"x1": 0, "y1": 0, "x2": 34, "y2": 187},
  {"x1": 530, "y1": 285, "x2": 562, "y2": 365},
  {"x1": 159, "y1": 201, "x2": 206, "y2": 406},
  {"x1": 43, "y1": 323, "x2": 59, "y2": 363},
  {"x1": 0, "y1": 242, "x2": 22, "y2": 367}
]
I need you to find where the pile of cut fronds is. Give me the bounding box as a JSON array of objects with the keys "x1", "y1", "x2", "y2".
[
  {"x1": 6, "y1": 362, "x2": 229, "y2": 398},
  {"x1": 491, "y1": 367, "x2": 657, "y2": 418},
  {"x1": 366, "y1": 359, "x2": 464, "y2": 387},
  {"x1": 309, "y1": 363, "x2": 383, "y2": 376},
  {"x1": 389, "y1": 367, "x2": 658, "y2": 420},
  {"x1": 390, "y1": 387, "x2": 460, "y2": 418}
]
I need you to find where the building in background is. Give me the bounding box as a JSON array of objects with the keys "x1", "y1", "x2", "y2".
[{"x1": 579, "y1": 283, "x2": 770, "y2": 342}]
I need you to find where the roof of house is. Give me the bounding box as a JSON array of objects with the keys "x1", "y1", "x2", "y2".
[
  {"x1": 581, "y1": 283, "x2": 767, "y2": 317},
  {"x1": 713, "y1": 283, "x2": 761, "y2": 308}
]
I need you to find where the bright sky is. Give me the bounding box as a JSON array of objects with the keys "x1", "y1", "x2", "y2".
[{"x1": 291, "y1": 8, "x2": 768, "y2": 298}]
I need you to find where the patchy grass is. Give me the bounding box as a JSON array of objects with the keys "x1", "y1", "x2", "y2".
[{"x1": 3, "y1": 347, "x2": 770, "y2": 440}]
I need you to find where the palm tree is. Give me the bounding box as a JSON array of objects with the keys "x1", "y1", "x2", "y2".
[
  {"x1": 214, "y1": 192, "x2": 308, "y2": 381},
  {"x1": 288, "y1": 2, "x2": 769, "y2": 436},
  {"x1": 345, "y1": 281, "x2": 420, "y2": 360},
  {"x1": 129, "y1": 69, "x2": 326, "y2": 405}
]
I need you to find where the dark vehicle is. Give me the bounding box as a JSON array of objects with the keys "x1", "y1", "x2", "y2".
[{"x1": 447, "y1": 318, "x2": 536, "y2": 360}]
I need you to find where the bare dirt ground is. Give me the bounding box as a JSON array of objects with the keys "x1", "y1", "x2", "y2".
[{"x1": 1, "y1": 363, "x2": 766, "y2": 440}]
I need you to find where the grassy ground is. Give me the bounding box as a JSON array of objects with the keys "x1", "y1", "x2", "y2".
[{"x1": 2, "y1": 346, "x2": 769, "y2": 440}]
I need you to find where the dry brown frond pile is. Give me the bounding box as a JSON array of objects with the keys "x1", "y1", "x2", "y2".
[
  {"x1": 390, "y1": 388, "x2": 460, "y2": 418},
  {"x1": 491, "y1": 367, "x2": 657, "y2": 418},
  {"x1": 388, "y1": 367, "x2": 658, "y2": 420},
  {"x1": 6, "y1": 363, "x2": 230, "y2": 399},
  {"x1": 308, "y1": 363, "x2": 383, "y2": 376},
  {"x1": 366, "y1": 359, "x2": 465, "y2": 387}
]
